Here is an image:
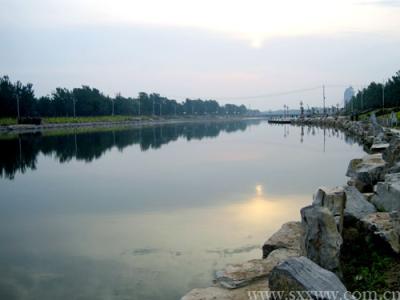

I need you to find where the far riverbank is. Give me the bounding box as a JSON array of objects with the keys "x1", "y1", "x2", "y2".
[{"x1": 0, "y1": 115, "x2": 264, "y2": 134}]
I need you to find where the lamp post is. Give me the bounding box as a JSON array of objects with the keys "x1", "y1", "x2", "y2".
[
  {"x1": 72, "y1": 95, "x2": 76, "y2": 118},
  {"x1": 361, "y1": 87, "x2": 364, "y2": 111},
  {"x1": 16, "y1": 91, "x2": 20, "y2": 120},
  {"x1": 382, "y1": 80, "x2": 385, "y2": 111},
  {"x1": 322, "y1": 85, "x2": 326, "y2": 116}
]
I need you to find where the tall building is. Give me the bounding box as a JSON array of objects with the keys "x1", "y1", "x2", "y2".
[{"x1": 344, "y1": 86, "x2": 355, "y2": 106}]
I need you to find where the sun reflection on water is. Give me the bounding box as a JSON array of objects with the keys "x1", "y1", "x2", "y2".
[{"x1": 225, "y1": 184, "x2": 308, "y2": 227}]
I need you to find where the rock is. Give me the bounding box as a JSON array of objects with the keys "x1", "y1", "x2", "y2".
[
  {"x1": 392, "y1": 211, "x2": 400, "y2": 237},
  {"x1": 388, "y1": 161, "x2": 400, "y2": 174},
  {"x1": 269, "y1": 256, "x2": 348, "y2": 298},
  {"x1": 364, "y1": 136, "x2": 375, "y2": 147},
  {"x1": 343, "y1": 186, "x2": 376, "y2": 222},
  {"x1": 347, "y1": 178, "x2": 368, "y2": 193},
  {"x1": 346, "y1": 153, "x2": 386, "y2": 190},
  {"x1": 360, "y1": 212, "x2": 400, "y2": 254},
  {"x1": 371, "y1": 173, "x2": 400, "y2": 212},
  {"x1": 383, "y1": 137, "x2": 400, "y2": 166},
  {"x1": 262, "y1": 222, "x2": 304, "y2": 258},
  {"x1": 312, "y1": 186, "x2": 345, "y2": 232},
  {"x1": 181, "y1": 280, "x2": 268, "y2": 300},
  {"x1": 313, "y1": 186, "x2": 345, "y2": 217},
  {"x1": 371, "y1": 143, "x2": 390, "y2": 153},
  {"x1": 362, "y1": 193, "x2": 375, "y2": 202},
  {"x1": 301, "y1": 205, "x2": 342, "y2": 274},
  {"x1": 215, "y1": 248, "x2": 298, "y2": 289}
]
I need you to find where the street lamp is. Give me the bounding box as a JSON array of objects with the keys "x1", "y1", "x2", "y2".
[
  {"x1": 322, "y1": 85, "x2": 326, "y2": 116},
  {"x1": 15, "y1": 89, "x2": 20, "y2": 120},
  {"x1": 72, "y1": 94, "x2": 76, "y2": 118},
  {"x1": 382, "y1": 79, "x2": 386, "y2": 111}
]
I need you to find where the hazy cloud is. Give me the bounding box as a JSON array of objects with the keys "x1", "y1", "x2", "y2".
[
  {"x1": 1, "y1": 0, "x2": 400, "y2": 110},
  {"x1": 356, "y1": 0, "x2": 400, "y2": 7}
]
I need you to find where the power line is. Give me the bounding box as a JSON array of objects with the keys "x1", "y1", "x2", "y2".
[
  {"x1": 170, "y1": 84, "x2": 363, "y2": 101},
  {"x1": 217, "y1": 86, "x2": 322, "y2": 100}
]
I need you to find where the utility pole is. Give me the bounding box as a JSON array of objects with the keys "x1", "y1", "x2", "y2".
[
  {"x1": 16, "y1": 91, "x2": 20, "y2": 120},
  {"x1": 72, "y1": 95, "x2": 76, "y2": 118},
  {"x1": 382, "y1": 80, "x2": 385, "y2": 111},
  {"x1": 361, "y1": 87, "x2": 364, "y2": 111},
  {"x1": 322, "y1": 85, "x2": 326, "y2": 116},
  {"x1": 152, "y1": 99, "x2": 155, "y2": 116},
  {"x1": 111, "y1": 99, "x2": 115, "y2": 116},
  {"x1": 351, "y1": 97, "x2": 354, "y2": 114},
  {"x1": 138, "y1": 99, "x2": 141, "y2": 116}
]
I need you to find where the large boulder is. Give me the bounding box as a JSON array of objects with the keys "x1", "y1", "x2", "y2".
[
  {"x1": 301, "y1": 205, "x2": 342, "y2": 274},
  {"x1": 383, "y1": 137, "x2": 400, "y2": 166},
  {"x1": 343, "y1": 186, "x2": 376, "y2": 222},
  {"x1": 387, "y1": 161, "x2": 400, "y2": 174},
  {"x1": 392, "y1": 211, "x2": 400, "y2": 237},
  {"x1": 346, "y1": 153, "x2": 386, "y2": 191},
  {"x1": 312, "y1": 186, "x2": 345, "y2": 232},
  {"x1": 360, "y1": 212, "x2": 400, "y2": 254},
  {"x1": 181, "y1": 280, "x2": 268, "y2": 300},
  {"x1": 262, "y1": 222, "x2": 304, "y2": 258},
  {"x1": 269, "y1": 256, "x2": 348, "y2": 299},
  {"x1": 371, "y1": 173, "x2": 400, "y2": 212},
  {"x1": 312, "y1": 185, "x2": 376, "y2": 225},
  {"x1": 370, "y1": 143, "x2": 390, "y2": 153},
  {"x1": 313, "y1": 186, "x2": 345, "y2": 217},
  {"x1": 215, "y1": 248, "x2": 299, "y2": 289}
]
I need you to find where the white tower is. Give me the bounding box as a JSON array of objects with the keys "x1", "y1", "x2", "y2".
[{"x1": 344, "y1": 86, "x2": 355, "y2": 107}]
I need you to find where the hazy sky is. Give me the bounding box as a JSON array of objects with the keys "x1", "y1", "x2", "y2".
[{"x1": 1, "y1": 0, "x2": 400, "y2": 110}]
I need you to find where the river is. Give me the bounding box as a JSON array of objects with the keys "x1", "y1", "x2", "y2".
[{"x1": 0, "y1": 119, "x2": 364, "y2": 300}]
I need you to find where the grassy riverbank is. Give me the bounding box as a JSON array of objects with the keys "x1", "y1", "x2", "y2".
[
  {"x1": 358, "y1": 108, "x2": 400, "y2": 124},
  {"x1": 0, "y1": 115, "x2": 262, "y2": 135},
  {"x1": 0, "y1": 115, "x2": 150, "y2": 126}
]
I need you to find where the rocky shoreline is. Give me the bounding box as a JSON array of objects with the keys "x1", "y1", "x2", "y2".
[{"x1": 182, "y1": 117, "x2": 400, "y2": 300}]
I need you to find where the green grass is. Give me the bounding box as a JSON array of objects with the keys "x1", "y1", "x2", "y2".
[
  {"x1": 43, "y1": 115, "x2": 146, "y2": 124},
  {"x1": 0, "y1": 115, "x2": 157, "y2": 126},
  {"x1": 0, "y1": 124, "x2": 139, "y2": 140},
  {"x1": 341, "y1": 227, "x2": 400, "y2": 293},
  {"x1": 0, "y1": 118, "x2": 17, "y2": 126},
  {"x1": 358, "y1": 108, "x2": 400, "y2": 124}
]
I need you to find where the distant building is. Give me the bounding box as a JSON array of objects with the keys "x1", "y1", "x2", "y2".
[{"x1": 344, "y1": 86, "x2": 355, "y2": 106}]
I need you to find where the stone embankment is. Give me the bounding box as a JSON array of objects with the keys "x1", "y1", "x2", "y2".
[{"x1": 182, "y1": 116, "x2": 400, "y2": 300}]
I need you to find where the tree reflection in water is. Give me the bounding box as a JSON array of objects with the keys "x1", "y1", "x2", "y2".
[{"x1": 0, "y1": 120, "x2": 262, "y2": 179}]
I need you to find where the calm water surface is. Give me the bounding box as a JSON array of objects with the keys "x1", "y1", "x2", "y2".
[{"x1": 0, "y1": 120, "x2": 364, "y2": 300}]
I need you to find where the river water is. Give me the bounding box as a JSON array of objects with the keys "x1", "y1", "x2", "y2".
[{"x1": 0, "y1": 119, "x2": 364, "y2": 300}]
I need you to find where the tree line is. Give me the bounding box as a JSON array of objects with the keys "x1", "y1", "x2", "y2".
[
  {"x1": 0, "y1": 76, "x2": 256, "y2": 118},
  {"x1": 345, "y1": 70, "x2": 400, "y2": 113}
]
